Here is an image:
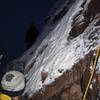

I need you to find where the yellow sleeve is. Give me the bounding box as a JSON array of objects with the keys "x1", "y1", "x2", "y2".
[{"x1": 0, "y1": 93, "x2": 11, "y2": 100}]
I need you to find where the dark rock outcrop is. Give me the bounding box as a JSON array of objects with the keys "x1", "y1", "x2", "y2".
[
  {"x1": 69, "y1": 0, "x2": 100, "y2": 39},
  {"x1": 25, "y1": 22, "x2": 39, "y2": 50}
]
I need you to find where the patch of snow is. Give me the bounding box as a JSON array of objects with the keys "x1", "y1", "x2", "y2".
[
  {"x1": 96, "y1": 57, "x2": 100, "y2": 74},
  {"x1": 90, "y1": 65, "x2": 93, "y2": 72},
  {"x1": 74, "y1": 14, "x2": 84, "y2": 24},
  {"x1": 83, "y1": 0, "x2": 91, "y2": 11},
  {"x1": 92, "y1": 78, "x2": 96, "y2": 84},
  {"x1": 90, "y1": 84, "x2": 93, "y2": 90}
]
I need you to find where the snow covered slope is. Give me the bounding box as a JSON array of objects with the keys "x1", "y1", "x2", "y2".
[{"x1": 21, "y1": 0, "x2": 100, "y2": 99}]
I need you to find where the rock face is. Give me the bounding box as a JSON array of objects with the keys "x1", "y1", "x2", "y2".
[
  {"x1": 23, "y1": 64, "x2": 83, "y2": 99},
  {"x1": 25, "y1": 22, "x2": 39, "y2": 50},
  {"x1": 5, "y1": 0, "x2": 100, "y2": 99}
]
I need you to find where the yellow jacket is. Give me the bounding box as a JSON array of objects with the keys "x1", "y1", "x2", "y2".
[
  {"x1": 0, "y1": 93, "x2": 11, "y2": 100},
  {"x1": 0, "y1": 93, "x2": 18, "y2": 100}
]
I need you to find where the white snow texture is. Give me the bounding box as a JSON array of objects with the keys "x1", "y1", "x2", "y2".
[{"x1": 22, "y1": 0, "x2": 100, "y2": 97}]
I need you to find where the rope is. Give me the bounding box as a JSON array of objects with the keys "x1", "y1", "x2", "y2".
[{"x1": 83, "y1": 44, "x2": 100, "y2": 100}]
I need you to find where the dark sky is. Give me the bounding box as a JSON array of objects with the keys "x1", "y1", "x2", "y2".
[{"x1": 0, "y1": 0, "x2": 55, "y2": 66}]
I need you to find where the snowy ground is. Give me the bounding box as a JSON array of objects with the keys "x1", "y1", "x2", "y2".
[{"x1": 22, "y1": 0, "x2": 100, "y2": 98}]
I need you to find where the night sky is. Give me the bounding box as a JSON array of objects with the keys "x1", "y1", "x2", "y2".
[{"x1": 0, "y1": 0, "x2": 55, "y2": 67}]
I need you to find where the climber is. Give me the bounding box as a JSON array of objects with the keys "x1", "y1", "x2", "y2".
[{"x1": 0, "y1": 71, "x2": 25, "y2": 100}]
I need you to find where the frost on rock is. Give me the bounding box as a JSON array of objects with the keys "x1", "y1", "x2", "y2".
[{"x1": 21, "y1": 0, "x2": 100, "y2": 99}]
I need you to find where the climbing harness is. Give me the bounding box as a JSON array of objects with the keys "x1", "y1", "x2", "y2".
[{"x1": 83, "y1": 44, "x2": 100, "y2": 100}]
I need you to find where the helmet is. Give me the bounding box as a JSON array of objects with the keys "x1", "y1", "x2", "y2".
[
  {"x1": 0, "y1": 93, "x2": 11, "y2": 100},
  {"x1": 1, "y1": 71, "x2": 25, "y2": 94}
]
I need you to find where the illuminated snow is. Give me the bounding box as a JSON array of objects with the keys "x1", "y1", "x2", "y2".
[{"x1": 21, "y1": 0, "x2": 100, "y2": 97}]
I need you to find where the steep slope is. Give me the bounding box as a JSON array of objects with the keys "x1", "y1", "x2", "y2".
[{"x1": 20, "y1": 0, "x2": 100, "y2": 99}]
